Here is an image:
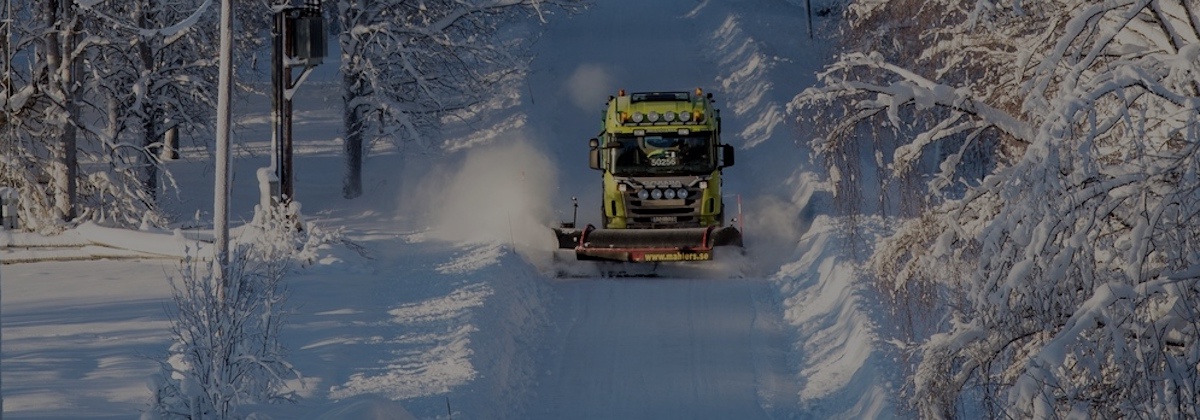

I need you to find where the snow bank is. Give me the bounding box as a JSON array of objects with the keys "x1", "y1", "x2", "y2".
[
  {"x1": 773, "y1": 215, "x2": 894, "y2": 418},
  {"x1": 702, "y1": 3, "x2": 899, "y2": 416},
  {"x1": 1, "y1": 222, "x2": 213, "y2": 263}
]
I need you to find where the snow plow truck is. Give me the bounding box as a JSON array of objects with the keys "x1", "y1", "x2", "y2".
[{"x1": 554, "y1": 88, "x2": 743, "y2": 263}]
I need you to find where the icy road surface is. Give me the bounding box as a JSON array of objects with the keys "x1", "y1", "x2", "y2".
[{"x1": 529, "y1": 277, "x2": 798, "y2": 418}]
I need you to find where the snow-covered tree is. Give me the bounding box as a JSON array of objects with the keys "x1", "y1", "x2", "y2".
[
  {"x1": 1, "y1": 0, "x2": 277, "y2": 231},
  {"x1": 79, "y1": 0, "x2": 221, "y2": 201},
  {"x1": 335, "y1": 0, "x2": 584, "y2": 198},
  {"x1": 795, "y1": 0, "x2": 1200, "y2": 417},
  {"x1": 0, "y1": 0, "x2": 85, "y2": 230},
  {"x1": 147, "y1": 201, "x2": 340, "y2": 419},
  {"x1": 148, "y1": 249, "x2": 297, "y2": 419}
]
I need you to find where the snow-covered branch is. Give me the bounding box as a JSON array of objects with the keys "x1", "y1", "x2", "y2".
[{"x1": 804, "y1": 0, "x2": 1200, "y2": 417}]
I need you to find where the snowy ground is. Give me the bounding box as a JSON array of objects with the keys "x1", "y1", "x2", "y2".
[{"x1": 2, "y1": 0, "x2": 900, "y2": 418}]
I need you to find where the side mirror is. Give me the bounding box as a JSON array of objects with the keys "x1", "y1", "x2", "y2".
[
  {"x1": 588, "y1": 138, "x2": 601, "y2": 170},
  {"x1": 721, "y1": 144, "x2": 735, "y2": 168},
  {"x1": 589, "y1": 148, "x2": 601, "y2": 170}
]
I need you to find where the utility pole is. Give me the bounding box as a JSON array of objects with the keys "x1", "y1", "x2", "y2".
[
  {"x1": 270, "y1": 6, "x2": 290, "y2": 201},
  {"x1": 215, "y1": 0, "x2": 234, "y2": 285},
  {"x1": 272, "y1": 0, "x2": 325, "y2": 204}
]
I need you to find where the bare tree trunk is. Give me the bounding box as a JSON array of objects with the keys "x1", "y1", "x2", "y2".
[
  {"x1": 137, "y1": 0, "x2": 160, "y2": 200},
  {"x1": 162, "y1": 125, "x2": 179, "y2": 160},
  {"x1": 342, "y1": 71, "x2": 363, "y2": 199},
  {"x1": 339, "y1": 5, "x2": 364, "y2": 200},
  {"x1": 46, "y1": 0, "x2": 78, "y2": 222},
  {"x1": 142, "y1": 112, "x2": 160, "y2": 199}
]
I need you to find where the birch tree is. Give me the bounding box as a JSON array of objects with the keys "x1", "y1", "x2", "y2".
[
  {"x1": 794, "y1": 0, "x2": 1200, "y2": 417},
  {"x1": 1, "y1": 0, "x2": 266, "y2": 231},
  {"x1": 0, "y1": 0, "x2": 84, "y2": 228}
]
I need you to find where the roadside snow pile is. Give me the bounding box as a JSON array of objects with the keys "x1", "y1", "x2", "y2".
[
  {"x1": 700, "y1": 2, "x2": 899, "y2": 416},
  {"x1": 1, "y1": 222, "x2": 212, "y2": 263},
  {"x1": 773, "y1": 214, "x2": 897, "y2": 419},
  {"x1": 708, "y1": 13, "x2": 786, "y2": 150}
]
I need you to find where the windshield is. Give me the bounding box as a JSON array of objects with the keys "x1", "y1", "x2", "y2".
[{"x1": 610, "y1": 133, "x2": 715, "y2": 176}]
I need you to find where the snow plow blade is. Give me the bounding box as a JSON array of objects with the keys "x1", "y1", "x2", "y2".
[{"x1": 555, "y1": 224, "x2": 742, "y2": 263}]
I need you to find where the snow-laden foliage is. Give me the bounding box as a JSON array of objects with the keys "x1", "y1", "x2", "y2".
[
  {"x1": 147, "y1": 251, "x2": 297, "y2": 420},
  {"x1": 79, "y1": 0, "x2": 221, "y2": 200},
  {"x1": 794, "y1": 0, "x2": 1200, "y2": 417},
  {"x1": 1, "y1": 0, "x2": 275, "y2": 231},
  {"x1": 335, "y1": 0, "x2": 585, "y2": 198},
  {"x1": 146, "y1": 204, "x2": 340, "y2": 419},
  {"x1": 3, "y1": 0, "x2": 88, "y2": 231},
  {"x1": 245, "y1": 199, "x2": 343, "y2": 266}
]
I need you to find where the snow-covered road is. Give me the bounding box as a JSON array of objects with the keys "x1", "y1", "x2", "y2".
[
  {"x1": 515, "y1": 0, "x2": 813, "y2": 417},
  {"x1": 530, "y1": 278, "x2": 797, "y2": 418}
]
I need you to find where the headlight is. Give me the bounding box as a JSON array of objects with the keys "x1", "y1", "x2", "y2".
[
  {"x1": 676, "y1": 188, "x2": 689, "y2": 199},
  {"x1": 664, "y1": 111, "x2": 676, "y2": 122},
  {"x1": 648, "y1": 111, "x2": 660, "y2": 122},
  {"x1": 664, "y1": 188, "x2": 676, "y2": 199},
  {"x1": 632, "y1": 112, "x2": 645, "y2": 123},
  {"x1": 679, "y1": 111, "x2": 691, "y2": 122},
  {"x1": 638, "y1": 189, "x2": 650, "y2": 200},
  {"x1": 651, "y1": 189, "x2": 664, "y2": 199}
]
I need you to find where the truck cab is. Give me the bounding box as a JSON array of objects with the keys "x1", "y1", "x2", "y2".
[{"x1": 588, "y1": 89, "x2": 735, "y2": 230}]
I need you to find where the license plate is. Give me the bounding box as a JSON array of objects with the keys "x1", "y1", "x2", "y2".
[{"x1": 652, "y1": 216, "x2": 677, "y2": 224}]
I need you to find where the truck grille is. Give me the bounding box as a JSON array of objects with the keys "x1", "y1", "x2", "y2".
[{"x1": 623, "y1": 188, "x2": 702, "y2": 228}]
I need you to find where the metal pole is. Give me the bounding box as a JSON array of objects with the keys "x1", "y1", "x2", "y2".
[
  {"x1": 270, "y1": 9, "x2": 282, "y2": 183},
  {"x1": 278, "y1": 9, "x2": 295, "y2": 202},
  {"x1": 282, "y1": 63, "x2": 294, "y2": 201}
]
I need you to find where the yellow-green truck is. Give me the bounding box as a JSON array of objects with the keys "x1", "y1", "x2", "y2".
[{"x1": 555, "y1": 89, "x2": 743, "y2": 262}]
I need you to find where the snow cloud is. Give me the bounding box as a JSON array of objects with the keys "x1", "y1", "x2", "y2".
[
  {"x1": 565, "y1": 63, "x2": 615, "y2": 111},
  {"x1": 403, "y1": 133, "x2": 559, "y2": 254},
  {"x1": 741, "y1": 171, "x2": 828, "y2": 274}
]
